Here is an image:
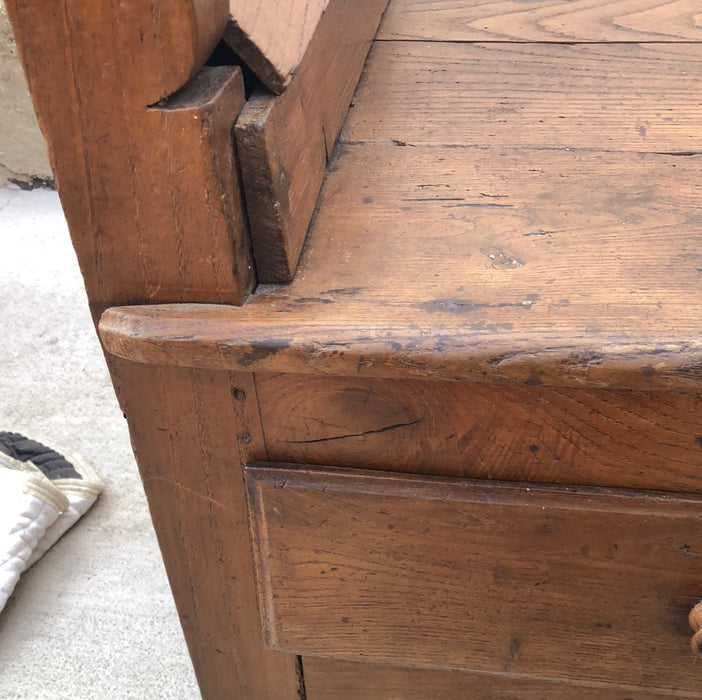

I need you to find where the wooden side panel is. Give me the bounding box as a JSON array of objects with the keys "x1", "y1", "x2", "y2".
[
  {"x1": 378, "y1": 0, "x2": 702, "y2": 42},
  {"x1": 235, "y1": 0, "x2": 388, "y2": 282},
  {"x1": 246, "y1": 463, "x2": 702, "y2": 691},
  {"x1": 303, "y1": 657, "x2": 697, "y2": 699},
  {"x1": 6, "y1": 0, "x2": 254, "y2": 311},
  {"x1": 106, "y1": 359, "x2": 299, "y2": 700},
  {"x1": 255, "y1": 373, "x2": 702, "y2": 493},
  {"x1": 225, "y1": 0, "x2": 328, "y2": 94}
]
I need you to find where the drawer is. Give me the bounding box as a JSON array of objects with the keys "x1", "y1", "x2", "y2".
[
  {"x1": 302, "y1": 658, "x2": 697, "y2": 699},
  {"x1": 245, "y1": 463, "x2": 702, "y2": 691}
]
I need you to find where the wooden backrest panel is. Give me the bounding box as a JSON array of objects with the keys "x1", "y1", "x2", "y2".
[
  {"x1": 6, "y1": 0, "x2": 254, "y2": 313},
  {"x1": 225, "y1": 0, "x2": 328, "y2": 94},
  {"x1": 235, "y1": 0, "x2": 389, "y2": 282}
]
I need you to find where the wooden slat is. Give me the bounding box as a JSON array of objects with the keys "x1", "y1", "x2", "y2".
[
  {"x1": 6, "y1": 0, "x2": 254, "y2": 313},
  {"x1": 235, "y1": 0, "x2": 388, "y2": 282},
  {"x1": 303, "y1": 657, "x2": 697, "y2": 699},
  {"x1": 98, "y1": 143, "x2": 702, "y2": 391},
  {"x1": 246, "y1": 464, "x2": 702, "y2": 691},
  {"x1": 343, "y1": 42, "x2": 702, "y2": 152},
  {"x1": 106, "y1": 359, "x2": 299, "y2": 699},
  {"x1": 225, "y1": 0, "x2": 328, "y2": 94},
  {"x1": 254, "y1": 373, "x2": 702, "y2": 494},
  {"x1": 378, "y1": 0, "x2": 702, "y2": 42}
]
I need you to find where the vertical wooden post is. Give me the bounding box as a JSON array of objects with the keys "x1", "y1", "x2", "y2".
[
  {"x1": 108, "y1": 358, "x2": 300, "y2": 698},
  {"x1": 6, "y1": 0, "x2": 255, "y2": 312},
  {"x1": 6, "y1": 1, "x2": 300, "y2": 695}
]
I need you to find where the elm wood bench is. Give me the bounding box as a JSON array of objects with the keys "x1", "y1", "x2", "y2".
[{"x1": 8, "y1": 0, "x2": 702, "y2": 697}]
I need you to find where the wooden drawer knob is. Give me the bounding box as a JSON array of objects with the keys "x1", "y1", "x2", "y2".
[{"x1": 689, "y1": 602, "x2": 702, "y2": 654}]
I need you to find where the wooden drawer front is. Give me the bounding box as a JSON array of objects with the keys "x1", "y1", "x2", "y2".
[
  {"x1": 302, "y1": 657, "x2": 696, "y2": 700},
  {"x1": 246, "y1": 464, "x2": 702, "y2": 691}
]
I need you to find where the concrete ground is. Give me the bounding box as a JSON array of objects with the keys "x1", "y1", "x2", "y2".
[
  {"x1": 1, "y1": 5, "x2": 53, "y2": 187},
  {"x1": 0, "y1": 186, "x2": 200, "y2": 698}
]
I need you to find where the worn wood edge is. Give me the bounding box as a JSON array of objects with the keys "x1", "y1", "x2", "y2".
[
  {"x1": 146, "y1": 64, "x2": 256, "y2": 305},
  {"x1": 245, "y1": 466, "x2": 283, "y2": 651},
  {"x1": 245, "y1": 462, "x2": 702, "y2": 515},
  {"x1": 152, "y1": 63, "x2": 243, "y2": 112},
  {"x1": 235, "y1": 94, "x2": 293, "y2": 280},
  {"x1": 235, "y1": 0, "x2": 389, "y2": 282},
  {"x1": 223, "y1": 20, "x2": 288, "y2": 94},
  {"x1": 98, "y1": 305, "x2": 702, "y2": 392}
]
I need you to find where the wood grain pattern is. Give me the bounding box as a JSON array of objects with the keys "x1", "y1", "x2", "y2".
[
  {"x1": 255, "y1": 373, "x2": 702, "y2": 494},
  {"x1": 6, "y1": 0, "x2": 254, "y2": 313},
  {"x1": 303, "y1": 657, "x2": 699, "y2": 699},
  {"x1": 107, "y1": 359, "x2": 299, "y2": 699},
  {"x1": 378, "y1": 0, "x2": 702, "y2": 42},
  {"x1": 344, "y1": 42, "x2": 702, "y2": 153},
  {"x1": 225, "y1": 0, "x2": 328, "y2": 94},
  {"x1": 96, "y1": 18, "x2": 702, "y2": 387},
  {"x1": 246, "y1": 463, "x2": 702, "y2": 690},
  {"x1": 235, "y1": 0, "x2": 388, "y2": 282},
  {"x1": 99, "y1": 143, "x2": 702, "y2": 391}
]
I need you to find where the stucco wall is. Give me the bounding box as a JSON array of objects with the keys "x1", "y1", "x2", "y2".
[{"x1": 0, "y1": 4, "x2": 53, "y2": 187}]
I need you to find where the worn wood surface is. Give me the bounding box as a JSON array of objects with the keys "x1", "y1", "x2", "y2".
[
  {"x1": 345, "y1": 42, "x2": 702, "y2": 153},
  {"x1": 99, "y1": 139, "x2": 702, "y2": 390},
  {"x1": 378, "y1": 0, "x2": 702, "y2": 42},
  {"x1": 6, "y1": 0, "x2": 254, "y2": 313},
  {"x1": 225, "y1": 0, "x2": 328, "y2": 94},
  {"x1": 254, "y1": 373, "x2": 702, "y2": 494},
  {"x1": 99, "y1": 26, "x2": 702, "y2": 388},
  {"x1": 107, "y1": 360, "x2": 299, "y2": 699},
  {"x1": 303, "y1": 657, "x2": 700, "y2": 699},
  {"x1": 235, "y1": 0, "x2": 388, "y2": 282},
  {"x1": 247, "y1": 463, "x2": 702, "y2": 690}
]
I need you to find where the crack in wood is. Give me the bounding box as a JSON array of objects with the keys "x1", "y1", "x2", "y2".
[{"x1": 285, "y1": 417, "x2": 423, "y2": 444}]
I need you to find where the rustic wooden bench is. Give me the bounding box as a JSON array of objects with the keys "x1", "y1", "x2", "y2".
[{"x1": 8, "y1": 0, "x2": 702, "y2": 697}]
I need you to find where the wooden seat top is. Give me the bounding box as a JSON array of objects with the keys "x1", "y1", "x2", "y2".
[{"x1": 101, "y1": 0, "x2": 702, "y2": 392}]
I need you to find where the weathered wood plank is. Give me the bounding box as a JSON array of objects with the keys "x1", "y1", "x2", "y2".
[
  {"x1": 225, "y1": 0, "x2": 328, "y2": 94},
  {"x1": 246, "y1": 463, "x2": 702, "y2": 690},
  {"x1": 98, "y1": 145, "x2": 702, "y2": 391},
  {"x1": 254, "y1": 373, "x2": 702, "y2": 494},
  {"x1": 343, "y1": 41, "x2": 702, "y2": 152},
  {"x1": 6, "y1": 0, "x2": 254, "y2": 313},
  {"x1": 378, "y1": 0, "x2": 702, "y2": 42},
  {"x1": 107, "y1": 359, "x2": 299, "y2": 699},
  {"x1": 235, "y1": 0, "x2": 388, "y2": 282}
]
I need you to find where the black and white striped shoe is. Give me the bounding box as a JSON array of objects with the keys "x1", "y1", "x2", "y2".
[{"x1": 0, "y1": 432, "x2": 103, "y2": 611}]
